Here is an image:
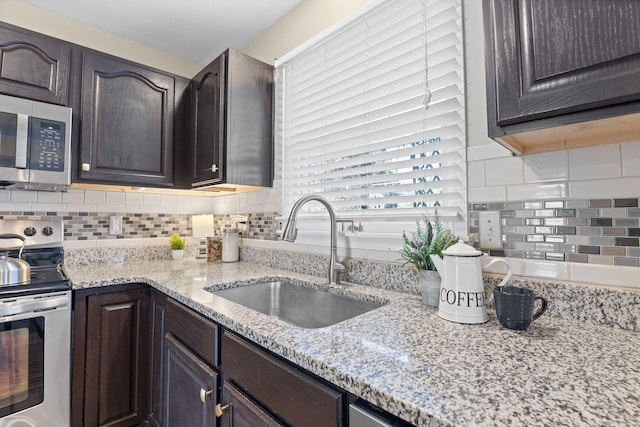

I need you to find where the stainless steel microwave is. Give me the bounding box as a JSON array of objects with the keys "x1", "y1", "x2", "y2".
[{"x1": 0, "y1": 94, "x2": 72, "y2": 191}]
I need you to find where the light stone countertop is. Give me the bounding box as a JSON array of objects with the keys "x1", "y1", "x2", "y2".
[{"x1": 66, "y1": 259, "x2": 640, "y2": 427}]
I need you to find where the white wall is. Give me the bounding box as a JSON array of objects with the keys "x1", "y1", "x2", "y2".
[
  {"x1": 241, "y1": 0, "x2": 371, "y2": 65},
  {"x1": 0, "y1": 0, "x2": 202, "y2": 78}
]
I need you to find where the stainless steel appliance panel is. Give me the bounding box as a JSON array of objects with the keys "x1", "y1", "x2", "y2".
[
  {"x1": 0, "y1": 94, "x2": 71, "y2": 189},
  {"x1": 28, "y1": 99, "x2": 71, "y2": 187},
  {"x1": 0, "y1": 291, "x2": 70, "y2": 427},
  {"x1": 349, "y1": 400, "x2": 413, "y2": 427}
]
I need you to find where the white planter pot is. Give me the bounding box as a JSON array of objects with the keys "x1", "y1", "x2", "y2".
[
  {"x1": 171, "y1": 249, "x2": 184, "y2": 260},
  {"x1": 419, "y1": 269, "x2": 441, "y2": 308}
]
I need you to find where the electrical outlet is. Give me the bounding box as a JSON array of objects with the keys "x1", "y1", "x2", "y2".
[
  {"x1": 478, "y1": 211, "x2": 502, "y2": 250},
  {"x1": 109, "y1": 216, "x2": 122, "y2": 235}
]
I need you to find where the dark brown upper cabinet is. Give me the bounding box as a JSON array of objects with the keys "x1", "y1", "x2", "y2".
[
  {"x1": 191, "y1": 54, "x2": 224, "y2": 186},
  {"x1": 0, "y1": 22, "x2": 72, "y2": 105},
  {"x1": 0, "y1": 21, "x2": 271, "y2": 190},
  {"x1": 190, "y1": 49, "x2": 273, "y2": 189},
  {"x1": 77, "y1": 51, "x2": 178, "y2": 187},
  {"x1": 484, "y1": 0, "x2": 640, "y2": 154}
]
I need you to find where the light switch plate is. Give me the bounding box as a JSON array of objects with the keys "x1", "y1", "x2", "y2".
[
  {"x1": 109, "y1": 216, "x2": 122, "y2": 235},
  {"x1": 478, "y1": 211, "x2": 502, "y2": 250}
]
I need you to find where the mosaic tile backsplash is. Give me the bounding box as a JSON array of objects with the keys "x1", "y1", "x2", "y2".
[
  {"x1": 6, "y1": 195, "x2": 640, "y2": 270},
  {"x1": 0, "y1": 211, "x2": 279, "y2": 241},
  {"x1": 469, "y1": 197, "x2": 640, "y2": 267}
]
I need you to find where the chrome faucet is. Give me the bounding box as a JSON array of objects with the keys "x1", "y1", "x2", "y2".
[{"x1": 281, "y1": 194, "x2": 347, "y2": 285}]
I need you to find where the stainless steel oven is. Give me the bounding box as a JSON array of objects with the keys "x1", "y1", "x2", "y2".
[
  {"x1": 0, "y1": 291, "x2": 70, "y2": 426},
  {"x1": 0, "y1": 220, "x2": 70, "y2": 427}
]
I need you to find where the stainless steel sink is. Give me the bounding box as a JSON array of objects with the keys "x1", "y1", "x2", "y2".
[{"x1": 211, "y1": 281, "x2": 384, "y2": 328}]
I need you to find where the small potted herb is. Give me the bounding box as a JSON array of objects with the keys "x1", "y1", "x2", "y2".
[
  {"x1": 169, "y1": 232, "x2": 186, "y2": 260},
  {"x1": 396, "y1": 212, "x2": 458, "y2": 307}
]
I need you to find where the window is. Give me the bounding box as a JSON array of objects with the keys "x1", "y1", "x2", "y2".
[{"x1": 275, "y1": 0, "x2": 465, "y2": 249}]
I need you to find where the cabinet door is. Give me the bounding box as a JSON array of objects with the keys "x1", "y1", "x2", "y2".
[
  {"x1": 190, "y1": 53, "x2": 225, "y2": 186},
  {"x1": 79, "y1": 51, "x2": 175, "y2": 186},
  {"x1": 83, "y1": 288, "x2": 150, "y2": 427},
  {"x1": 0, "y1": 23, "x2": 72, "y2": 105},
  {"x1": 149, "y1": 293, "x2": 220, "y2": 427},
  {"x1": 486, "y1": 0, "x2": 640, "y2": 127},
  {"x1": 164, "y1": 333, "x2": 218, "y2": 427},
  {"x1": 220, "y1": 381, "x2": 284, "y2": 427},
  {"x1": 148, "y1": 292, "x2": 167, "y2": 427}
]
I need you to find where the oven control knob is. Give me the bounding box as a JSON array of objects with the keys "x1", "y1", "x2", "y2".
[
  {"x1": 42, "y1": 226, "x2": 54, "y2": 236},
  {"x1": 24, "y1": 226, "x2": 37, "y2": 237}
]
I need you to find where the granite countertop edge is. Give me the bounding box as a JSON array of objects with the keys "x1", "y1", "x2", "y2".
[{"x1": 66, "y1": 259, "x2": 640, "y2": 427}]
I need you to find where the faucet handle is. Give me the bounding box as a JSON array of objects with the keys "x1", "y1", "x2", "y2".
[
  {"x1": 333, "y1": 260, "x2": 348, "y2": 285},
  {"x1": 336, "y1": 219, "x2": 363, "y2": 233}
]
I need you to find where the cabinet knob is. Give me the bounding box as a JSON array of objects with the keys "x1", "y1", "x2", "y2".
[
  {"x1": 81, "y1": 163, "x2": 91, "y2": 172},
  {"x1": 200, "y1": 387, "x2": 213, "y2": 403},
  {"x1": 215, "y1": 403, "x2": 229, "y2": 417},
  {"x1": 211, "y1": 164, "x2": 218, "y2": 173}
]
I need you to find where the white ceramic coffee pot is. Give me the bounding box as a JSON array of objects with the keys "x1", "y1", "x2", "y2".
[{"x1": 430, "y1": 240, "x2": 512, "y2": 324}]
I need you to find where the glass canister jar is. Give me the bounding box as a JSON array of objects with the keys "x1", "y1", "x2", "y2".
[
  {"x1": 221, "y1": 229, "x2": 239, "y2": 262},
  {"x1": 207, "y1": 237, "x2": 221, "y2": 262}
]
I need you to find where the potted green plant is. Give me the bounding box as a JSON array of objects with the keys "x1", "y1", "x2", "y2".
[
  {"x1": 396, "y1": 211, "x2": 458, "y2": 307},
  {"x1": 169, "y1": 232, "x2": 186, "y2": 260}
]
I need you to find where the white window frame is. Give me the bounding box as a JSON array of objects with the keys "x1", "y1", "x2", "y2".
[{"x1": 274, "y1": 0, "x2": 466, "y2": 254}]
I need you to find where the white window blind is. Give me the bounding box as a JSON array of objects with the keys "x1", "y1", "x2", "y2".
[{"x1": 276, "y1": 0, "x2": 465, "y2": 221}]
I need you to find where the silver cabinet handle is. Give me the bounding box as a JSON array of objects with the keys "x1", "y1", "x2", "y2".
[
  {"x1": 82, "y1": 163, "x2": 91, "y2": 172},
  {"x1": 200, "y1": 387, "x2": 213, "y2": 403},
  {"x1": 211, "y1": 164, "x2": 218, "y2": 173}
]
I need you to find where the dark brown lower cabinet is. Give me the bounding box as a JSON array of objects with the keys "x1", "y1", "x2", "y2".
[
  {"x1": 222, "y1": 331, "x2": 347, "y2": 427},
  {"x1": 149, "y1": 291, "x2": 220, "y2": 427},
  {"x1": 73, "y1": 287, "x2": 358, "y2": 427},
  {"x1": 72, "y1": 284, "x2": 150, "y2": 427},
  {"x1": 220, "y1": 381, "x2": 283, "y2": 427},
  {"x1": 164, "y1": 334, "x2": 218, "y2": 427}
]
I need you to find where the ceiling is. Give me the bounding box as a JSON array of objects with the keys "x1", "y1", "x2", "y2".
[{"x1": 22, "y1": 0, "x2": 304, "y2": 65}]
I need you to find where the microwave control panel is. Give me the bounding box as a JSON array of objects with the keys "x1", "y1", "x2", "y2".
[{"x1": 28, "y1": 117, "x2": 65, "y2": 172}]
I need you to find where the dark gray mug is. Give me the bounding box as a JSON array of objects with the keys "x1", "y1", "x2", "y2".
[{"x1": 493, "y1": 285, "x2": 548, "y2": 330}]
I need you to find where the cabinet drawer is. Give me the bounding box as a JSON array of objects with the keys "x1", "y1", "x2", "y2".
[
  {"x1": 164, "y1": 296, "x2": 219, "y2": 367},
  {"x1": 223, "y1": 331, "x2": 345, "y2": 427}
]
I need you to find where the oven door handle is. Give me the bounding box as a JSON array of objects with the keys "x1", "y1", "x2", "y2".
[
  {"x1": 15, "y1": 114, "x2": 29, "y2": 169},
  {"x1": 0, "y1": 294, "x2": 69, "y2": 318}
]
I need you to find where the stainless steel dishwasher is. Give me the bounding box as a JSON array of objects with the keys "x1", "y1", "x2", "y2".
[{"x1": 349, "y1": 400, "x2": 414, "y2": 427}]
